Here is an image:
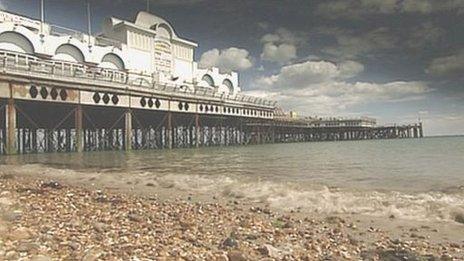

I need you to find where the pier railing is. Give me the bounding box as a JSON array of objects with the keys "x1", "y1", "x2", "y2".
[{"x1": 0, "y1": 50, "x2": 276, "y2": 108}]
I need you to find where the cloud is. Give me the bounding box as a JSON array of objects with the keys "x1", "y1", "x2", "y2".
[
  {"x1": 426, "y1": 49, "x2": 464, "y2": 76},
  {"x1": 255, "y1": 60, "x2": 364, "y2": 88},
  {"x1": 406, "y1": 22, "x2": 445, "y2": 49},
  {"x1": 261, "y1": 43, "x2": 297, "y2": 64},
  {"x1": 198, "y1": 47, "x2": 253, "y2": 73},
  {"x1": 250, "y1": 59, "x2": 428, "y2": 115},
  {"x1": 320, "y1": 27, "x2": 397, "y2": 59},
  {"x1": 316, "y1": 0, "x2": 464, "y2": 19},
  {"x1": 260, "y1": 28, "x2": 307, "y2": 64},
  {"x1": 261, "y1": 28, "x2": 306, "y2": 45},
  {"x1": 338, "y1": 60, "x2": 365, "y2": 79},
  {"x1": 151, "y1": 0, "x2": 207, "y2": 6}
]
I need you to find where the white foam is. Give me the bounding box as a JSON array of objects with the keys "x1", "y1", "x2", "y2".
[{"x1": 3, "y1": 163, "x2": 464, "y2": 223}]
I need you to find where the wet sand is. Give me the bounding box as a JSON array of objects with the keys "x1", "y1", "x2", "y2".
[{"x1": 1, "y1": 170, "x2": 464, "y2": 260}]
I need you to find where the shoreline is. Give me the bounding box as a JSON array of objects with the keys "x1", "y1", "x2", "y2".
[{"x1": 1, "y1": 173, "x2": 463, "y2": 260}]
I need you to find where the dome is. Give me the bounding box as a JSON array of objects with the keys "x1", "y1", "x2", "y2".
[{"x1": 134, "y1": 11, "x2": 177, "y2": 38}]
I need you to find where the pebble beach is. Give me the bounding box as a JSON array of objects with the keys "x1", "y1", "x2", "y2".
[{"x1": 1, "y1": 173, "x2": 463, "y2": 260}]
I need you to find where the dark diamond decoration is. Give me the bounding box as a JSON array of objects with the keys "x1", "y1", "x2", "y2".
[
  {"x1": 199, "y1": 104, "x2": 204, "y2": 111},
  {"x1": 102, "y1": 93, "x2": 110, "y2": 104},
  {"x1": 140, "y1": 97, "x2": 147, "y2": 107},
  {"x1": 40, "y1": 87, "x2": 48, "y2": 99},
  {"x1": 155, "y1": 99, "x2": 161, "y2": 108},
  {"x1": 178, "y1": 102, "x2": 183, "y2": 110},
  {"x1": 205, "y1": 105, "x2": 209, "y2": 112},
  {"x1": 111, "y1": 94, "x2": 119, "y2": 105},
  {"x1": 50, "y1": 88, "x2": 58, "y2": 100},
  {"x1": 184, "y1": 103, "x2": 189, "y2": 111},
  {"x1": 215, "y1": 106, "x2": 219, "y2": 113},
  {"x1": 148, "y1": 98, "x2": 154, "y2": 108},
  {"x1": 29, "y1": 85, "x2": 38, "y2": 98},
  {"x1": 93, "y1": 92, "x2": 101, "y2": 103},
  {"x1": 59, "y1": 89, "x2": 67, "y2": 101}
]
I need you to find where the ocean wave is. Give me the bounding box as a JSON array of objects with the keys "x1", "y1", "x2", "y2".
[{"x1": 2, "y1": 163, "x2": 464, "y2": 223}]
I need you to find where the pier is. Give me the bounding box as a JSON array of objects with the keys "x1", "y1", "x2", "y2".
[{"x1": 0, "y1": 10, "x2": 423, "y2": 155}]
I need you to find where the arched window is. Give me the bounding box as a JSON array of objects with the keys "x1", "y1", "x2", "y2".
[
  {"x1": 201, "y1": 74, "x2": 215, "y2": 87},
  {"x1": 0, "y1": 32, "x2": 34, "y2": 54},
  {"x1": 100, "y1": 53, "x2": 125, "y2": 70},
  {"x1": 53, "y1": 44, "x2": 85, "y2": 63},
  {"x1": 155, "y1": 23, "x2": 172, "y2": 39},
  {"x1": 222, "y1": 79, "x2": 234, "y2": 94}
]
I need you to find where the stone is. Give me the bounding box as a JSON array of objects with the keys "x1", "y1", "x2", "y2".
[
  {"x1": 30, "y1": 255, "x2": 53, "y2": 261},
  {"x1": 453, "y1": 212, "x2": 464, "y2": 224},
  {"x1": 82, "y1": 248, "x2": 103, "y2": 261},
  {"x1": 227, "y1": 250, "x2": 247, "y2": 261},
  {"x1": 128, "y1": 213, "x2": 142, "y2": 222},
  {"x1": 8, "y1": 227, "x2": 32, "y2": 240},
  {"x1": 258, "y1": 244, "x2": 282, "y2": 259},
  {"x1": 5, "y1": 251, "x2": 19, "y2": 260},
  {"x1": 0, "y1": 197, "x2": 13, "y2": 206},
  {"x1": 222, "y1": 237, "x2": 238, "y2": 248},
  {"x1": 94, "y1": 222, "x2": 109, "y2": 233},
  {"x1": 41, "y1": 181, "x2": 62, "y2": 189},
  {"x1": 214, "y1": 252, "x2": 229, "y2": 261}
]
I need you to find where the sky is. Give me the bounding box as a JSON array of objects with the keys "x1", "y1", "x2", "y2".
[{"x1": 1, "y1": 0, "x2": 463, "y2": 136}]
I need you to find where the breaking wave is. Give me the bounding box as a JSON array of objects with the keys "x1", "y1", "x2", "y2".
[{"x1": 3, "y1": 163, "x2": 464, "y2": 224}]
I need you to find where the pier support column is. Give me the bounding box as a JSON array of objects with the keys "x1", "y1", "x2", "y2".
[
  {"x1": 5, "y1": 98, "x2": 16, "y2": 155},
  {"x1": 75, "y1": 105, "x2": 84, "y2": 152},
  {"x1": 124, "y1": 109, "x2": 132, "y2": 151},
  {"x1": 271, "y1": 125, "x2": 275, "y2": 143},
  {"x1": 166, "y1": 112, "x2": 172, "y2": 149},
  {"x1": 419, "y1": 123, "x2": 423, "y2": 138},
  {"x1": 194, "y1": 114, "x2": 200, "y2": 148}
]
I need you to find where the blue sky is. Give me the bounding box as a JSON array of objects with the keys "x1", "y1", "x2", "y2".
[{"x1": 2, "y1": 0, "x2": 463, "y2": 136}]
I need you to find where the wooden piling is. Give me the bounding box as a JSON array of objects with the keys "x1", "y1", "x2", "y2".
[
  {"x1": 75, "y1": 105, "x2": 84, "y2": 152},
  {"x1": 5, "y1": 98, "x2": 16, "y2": 155},
  {"x1": 124, "y1": 109, "x2": 132, "y2": 151}
]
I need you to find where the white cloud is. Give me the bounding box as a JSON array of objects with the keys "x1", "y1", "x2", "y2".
[
  {"x1": 260, "y1": 28, "x2": 307, "y2": 64},
  {"x1": 426, "y1": 49, "x2": 464, "y2": 76},
  {"x1": 261, "y1": 43, "x2": 297, "y2": 64},
  {"x1": 338, "y1": 60, "x2": 365, "y2": 79},
  {"x1": 250, "y1": 59, "x2": 428, "y2": 115},
  {"x1": 255, "y1": 60, "x2": 363, "y2": 88},
  {"x1": 198, "y1": 47, "x2": 253, "y2": 73}
]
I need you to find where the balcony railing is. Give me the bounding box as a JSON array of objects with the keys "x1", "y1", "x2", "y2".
[{"x1": 0, "y1": 50, "x2": 276, "y2": 107}]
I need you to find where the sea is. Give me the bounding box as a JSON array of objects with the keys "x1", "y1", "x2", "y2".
[{"x1": 1, "y1": 136, "x2": 464, "y2": 222}]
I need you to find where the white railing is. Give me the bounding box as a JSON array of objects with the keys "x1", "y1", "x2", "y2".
[
  {"x1": 50, "y1": 25, "x2": 85, "y2": 42},
  {"x1": 0, "y1": 50, "x2": 276, "y2": 107}
]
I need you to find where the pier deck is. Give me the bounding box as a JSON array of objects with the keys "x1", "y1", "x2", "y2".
[{"x1": 0, "y1": 51, "x2": 423, "y2": 155}]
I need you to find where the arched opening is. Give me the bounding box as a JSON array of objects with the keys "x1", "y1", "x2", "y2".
[
  {"x1": 99, "y1": 53, "x2": 125, "y2": 70},
  {"x1": 53, "y1": 44, "x2": 85, "y2": 63},
  {"x1": 152, "y1": 23, "x2": 172, "y2": 39},
  {"x1": 200, "y1": 74, "x2": 215, "y2": 87},
  {"x1": 222, "y1": 79, "x2": 234, "y2": 94},
  {"x1": 0, "y1": 31, "x2": 34, "y2": 54}
]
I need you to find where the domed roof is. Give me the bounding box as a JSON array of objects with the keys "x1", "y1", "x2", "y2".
[{"x1": 134, "y1": 11, "x2": 178, "y2": 38}]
